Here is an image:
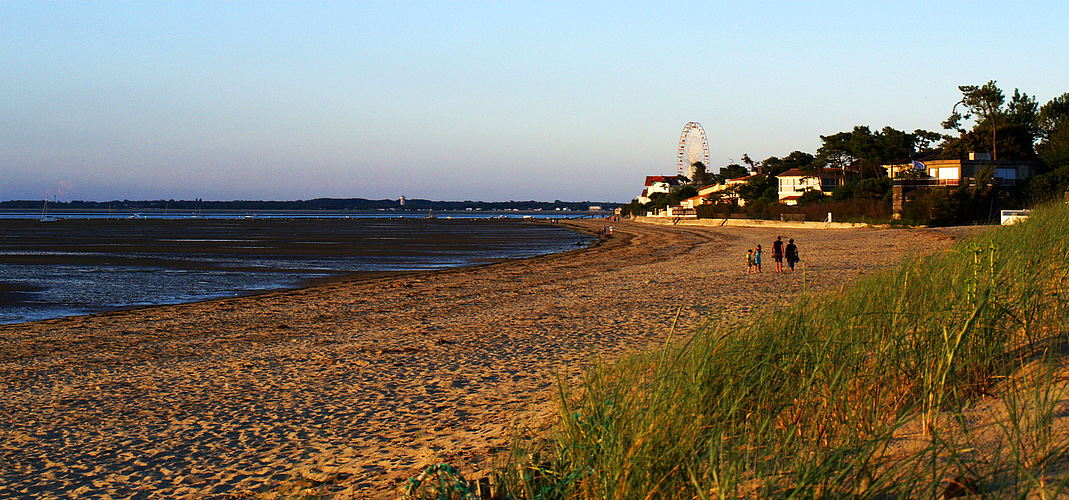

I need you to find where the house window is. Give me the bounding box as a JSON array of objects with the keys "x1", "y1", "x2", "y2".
[{"x1": 996, "y1": 168, "x2": 1016, "y2": 180}]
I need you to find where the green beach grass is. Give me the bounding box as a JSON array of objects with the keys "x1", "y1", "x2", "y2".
[{"x1": 456, "y1": 203, "x2": 1069, "y2": 499}]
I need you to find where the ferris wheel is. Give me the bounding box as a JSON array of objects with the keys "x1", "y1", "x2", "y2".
[{"x1": 677, "y1": 121, "x2": 710, "y2": 180}]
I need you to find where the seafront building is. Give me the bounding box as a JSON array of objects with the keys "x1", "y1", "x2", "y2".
[
  {"x1": 775, "y1": 168, "x2": 858, "y2": 206},
  {"x1": 636, "y1": 167, "x2": 856, "y2": 214},
  {"x1": 637, "y1": 148, "x2": 1042, "y2": 217},
  {"x1": 883, "y1": 151, "x2": 1043, "y2": 217},
  {"x1": 882, "y1": 152, "x2": 1041, "y2": 187},
  {"x1": 636, "y1": 176, "x2": 681, "y2": 204}
]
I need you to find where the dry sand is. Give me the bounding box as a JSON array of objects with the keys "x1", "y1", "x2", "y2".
[{"x1": 0, "y1": 220, "x2": 977, "y2": 499}]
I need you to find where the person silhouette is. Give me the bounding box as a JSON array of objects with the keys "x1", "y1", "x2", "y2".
[
  {"x1": 785, "y1": 238, "x2": 799, "y2": 271},
  {"x1": 772, "y1": 236, "x2": 784, "y2": 272}
]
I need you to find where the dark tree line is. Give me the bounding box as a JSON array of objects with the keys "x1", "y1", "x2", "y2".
[{"x1": 0, "y1": 198, "x2": 623, "y2": 213}]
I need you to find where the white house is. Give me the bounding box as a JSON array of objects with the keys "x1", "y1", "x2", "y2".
[
  {"x1": 637, "y1": 175, "x2": 680, "y2": 204},
  {"x1": 777, "y1": 169, "x2": 822, "y2": 205},
  {"x1": 776, "y1": 168, "x2": 855, "y2": 205}
]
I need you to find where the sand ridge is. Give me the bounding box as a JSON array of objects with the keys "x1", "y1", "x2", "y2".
[{"x1": 0, "y1": 219, "x2": 968, "y2": 499}]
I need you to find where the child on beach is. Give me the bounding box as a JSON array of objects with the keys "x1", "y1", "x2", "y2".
[
  {"x1": 754, "y1": 244, "x2": 762, "y2": 272},
  {"x1": 746, "y1": 249, "x2": 755, "y2": 274}
]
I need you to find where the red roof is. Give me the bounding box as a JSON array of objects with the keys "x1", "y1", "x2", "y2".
[{"x1": 644, "y1": 175, "x2": 679, "y2": 186}]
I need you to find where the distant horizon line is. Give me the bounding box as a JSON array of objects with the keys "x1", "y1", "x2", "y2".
[{"x1": 0, "y1": 196, "x2": 625, "y2": 206}]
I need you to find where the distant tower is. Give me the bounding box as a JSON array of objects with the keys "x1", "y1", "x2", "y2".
[{"x1": 399, "y1": 196, "x2": 406, "y2": 206}]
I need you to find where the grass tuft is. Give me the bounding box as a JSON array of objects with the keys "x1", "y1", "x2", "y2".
[{"x1": 489, "y1": 202, "x2": 1069, "y2": 499}]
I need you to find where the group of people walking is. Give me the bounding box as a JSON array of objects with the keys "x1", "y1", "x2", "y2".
[{"x1": 747, "y1": 235, "x2": 799, "y2": 273}]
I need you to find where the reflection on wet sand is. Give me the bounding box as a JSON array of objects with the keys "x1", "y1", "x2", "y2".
[{"x1": 0, "y1": 218, "x2": 591, "y2": 323}]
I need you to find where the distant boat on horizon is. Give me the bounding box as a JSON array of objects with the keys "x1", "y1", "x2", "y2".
[{"x1": 40, "y1": 199, "x2": 57, "y2": 223}]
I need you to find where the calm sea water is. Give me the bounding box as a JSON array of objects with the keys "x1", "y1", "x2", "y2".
[{"x1": 0, "y1": 215, "x2": 594, "y2": 324}]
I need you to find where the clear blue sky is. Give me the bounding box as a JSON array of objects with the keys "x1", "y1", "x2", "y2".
[{"x1": 3, "y1": 1, "x2": 1067, "y2": 203}]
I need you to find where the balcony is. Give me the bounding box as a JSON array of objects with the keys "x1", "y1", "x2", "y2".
[{"x1": 893, "y1": 178, "x2": 962, "y2": 188}]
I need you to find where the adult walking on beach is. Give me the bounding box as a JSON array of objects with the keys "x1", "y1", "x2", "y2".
[
  {"x1": 785, "y1": 238, "x2": 799, "y2": 272},
  {"x1": 773, "y1": 236, "x2": 784, "y2": 272}
]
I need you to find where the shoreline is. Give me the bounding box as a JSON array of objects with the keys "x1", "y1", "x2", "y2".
[
  {"x1": 0, "y1": 217, "x2": 592, "y2": 325},
  {"x1": 0, "y1": 220, "x2": 974, "y2": 499}
]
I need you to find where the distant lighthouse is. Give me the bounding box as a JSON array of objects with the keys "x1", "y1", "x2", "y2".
[{"x1": 399, "y1": 196, "x2": 405, "y2": 206}]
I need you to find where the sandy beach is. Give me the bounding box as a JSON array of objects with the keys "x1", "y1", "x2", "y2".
[{"x1": 0, "y1": 220, "x2": 973, "y2": 499}]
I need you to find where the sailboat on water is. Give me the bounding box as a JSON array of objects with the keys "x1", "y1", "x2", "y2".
[{"x1": 40, "y1": 199, "x2": 57, "y2": 223}]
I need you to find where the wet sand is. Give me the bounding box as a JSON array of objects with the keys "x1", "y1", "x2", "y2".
[
  {"x1": 0, "y1": 217, "x2": 586, "y2": 323},
  {"x1": 0, "y1": 219, "x2": 971, "y2": 499}
]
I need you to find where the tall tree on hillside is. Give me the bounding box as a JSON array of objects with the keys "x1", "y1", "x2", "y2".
[
  {"x1": 873, "y1": 127, "x2": 913, "y2": 163},
  {"x1": 690, "y1": 161, "x2": 714, "y2": 187},
  {"x1": 875, "y1": 127, "x2": 943, "y2": 167},
  {"x1": 760, "y1": 151, "x2": 816, "y2": 177},
  {"x1": 714, "y1": 163, "x2": 750, "y2": 184},
  {"x1": 1000, "y1": 89, "x2": 1040, "y2": 159},
  {"x1": 942, "y1": 81, "x2": 1039, "y2": 161},
  {"x1": 817, "y1": 127, "x2": 874, "y2": 179},
  {"x1": 741, "y1": 154, "x2": 760, "y2": 174},
  {"x1": 912, "y1": 129, "x2": 946, "y2": 154},
  {"x1": 1024, "y1": 93, "x2": 1069, "y2": 201},
  {"x1": 736, "y1": 174, "x2": 775, "y2": 204},
  {"x1": 817, "y1": 127, "x2": 943, "y2": 179},
  {"x1": 943, "y1": 81, "x2": 1004, "y2": 159},
  {"x1": 1036, "y1": 92, "x2": 1069, "y2": 169},
  {"x1": 1007, "y1": 89, "x2": 1039, "y2": 128}
]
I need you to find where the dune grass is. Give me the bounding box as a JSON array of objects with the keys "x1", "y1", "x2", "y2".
[{"x1": 484, "y1": 203, "x2": 1069, "y2": 499}]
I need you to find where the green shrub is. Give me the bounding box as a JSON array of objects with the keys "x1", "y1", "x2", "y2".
[
  {"x1": 796, "y1": 189, "x2": 827, "y2": 206},
  {"x1": 853, "y1": 177, "x2": 891, "y2": 199}
]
